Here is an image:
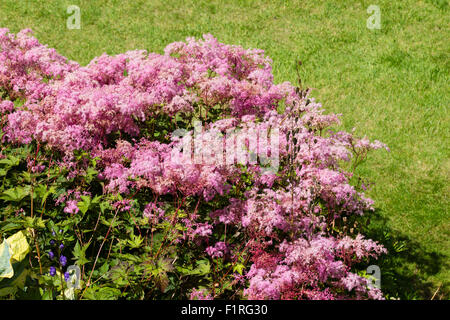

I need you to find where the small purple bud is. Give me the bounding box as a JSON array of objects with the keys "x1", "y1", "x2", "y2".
[
  {"x1": 64, "y1": 271, "x2": 70, "y2": 282},
  {"x1": 49, "y1": 266, "x2": 56, "y2": 277},
  {"x1": 48, "y1": 251, "x2": 54, "y2": 259},
  {"x1": 50, "y1": 240, "x2": 55, "y2": 245},
  {"x1": 52, "y1": 231, "x2": 56, "y2": 236},
  {"x1": 59, "y1": 229, "x2": 63, "y2": 233},
  {"x1": 59, "y1": 243, "x2": 64, "y2": 250},
  {"x1": 60, "y1": 255, "x2": 67, "y2": 267}
]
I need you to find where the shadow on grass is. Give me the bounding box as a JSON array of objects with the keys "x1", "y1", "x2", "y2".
[{"x1": 363, "y1": 209, "x2": 449, "y2": 300}]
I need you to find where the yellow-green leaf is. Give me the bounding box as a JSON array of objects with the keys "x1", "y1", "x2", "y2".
[{"x1": 5, "y1": 230, "x2": 30, "y2": 263}]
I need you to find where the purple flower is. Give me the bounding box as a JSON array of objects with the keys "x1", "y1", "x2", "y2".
[
  {"x1": 206, "y1": 242, "x2": 229, "y2": 259},
  {"x1": 189, "y1": 288, "x2": 213, "y2": 300},
  {"x1": 48, "y1": 250, "x2": 54, "y2": 259},
  {"x1": 31, "y1": 164, "x2": 45, "y2": 173},
  {"x1": 49, "y1": 266, "x2": 56, "y2": 277},
  {"x1": 60, "y1": 255, "x2": 67, "y2": 267},
  {"x1": 59, "y1": 243, "x2": 64, "y2": 250},
  {"x1": 64, "y1": 271, "x2": 70, "y2": 282},
  {"x1": 50, "y1": 240, "x2": 55, "y2": 245}
]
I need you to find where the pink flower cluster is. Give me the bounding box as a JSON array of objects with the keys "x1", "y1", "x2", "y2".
[
  {"x1": 0, "y1": 28, "x2": 78, "y2": 102},
  {"x1": 0, "y1": 29, "x2": 389, "y2": 300},
  {"x1": 2, "y1": 30, "x2": 293, "y2": 155},
  {"x1": 243, "y1": 235, "x2": 386, "y2": 300}
]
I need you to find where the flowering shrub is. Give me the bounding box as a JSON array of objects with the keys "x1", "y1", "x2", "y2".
[{"x1": 0, "y1": 29, "x2": 389, "y2": 300}]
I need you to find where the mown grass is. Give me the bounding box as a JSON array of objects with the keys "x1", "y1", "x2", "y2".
[{"x1": 0, "y1": 0, "x2": 448, "y2": 299}]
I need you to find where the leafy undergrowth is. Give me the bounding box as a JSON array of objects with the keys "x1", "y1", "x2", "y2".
[{"x1": 0, "y1": 29, "x2": 390, "y2": 300}]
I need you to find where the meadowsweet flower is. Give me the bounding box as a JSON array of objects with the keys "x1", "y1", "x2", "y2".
[
  {"x1": 63, "y1": 200, "x2": 79, "y2": 215},
  {"x1": 0, "y1": 100, "x2": 14, "y2": 113},
  {"x1": 206, "y1": 242, "x2": 229, "y2": 259},
  {"x1": 0, "y1": 29, "x2": 389, "y2": 300},
  {"x1": 189, "y1": 288, "x2": 213, "y2": 300}
]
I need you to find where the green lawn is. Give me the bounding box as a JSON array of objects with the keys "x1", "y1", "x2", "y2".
[{"x1": 1, "y1": 0, "x2": 448, "y2": 299}]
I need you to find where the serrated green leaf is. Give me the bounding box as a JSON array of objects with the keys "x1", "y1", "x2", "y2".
[
  {"x1": 99, "y1": 201, "x2": 109, "y2": 213},
  {"x1": 233, "y1": 263, "x2": 245, "y2": 275},
  {"x1": 0, "y1": 186, "x2": 30, "y2": 202},
  {"x1": 127, "y1": 233, "x2": 144, "y2": 249},
  {"x1": 72, "y1": 241, "x2": 90, "y2": 266},
  {"x1": 0, "y1": 156, "x2": 20, "y2": 167},
  {"x1": 21, "y1": 217, "x2": 46, "y2": 229},
  {"x1": 77, "y1": 195, "x2": 91, "y2": 214}
]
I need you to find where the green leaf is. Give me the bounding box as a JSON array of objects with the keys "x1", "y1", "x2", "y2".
[
  {"x1": 0, "y1": 285, "x2": 15, "y2": 297},
  {"x1": 72, "y1": 241, "x2": 90, "y2": 266},
  {"x1": 20, "y1": 172, "x2": 32, "y2": 183},
  {"x1": 0, "y1": 186, "x2": 31, "y2": 202},
  {"x1": 91, "y1": 195, "x2": 102, "y2": 205},
  {"x1": 41, "y1": 288, "x2": 54, "y2": 300},
  {"x1": 99, "y1": 262, "x2": 109, "y2": 274},
  {"x1": 21, "y1": 217, "x2": 46, "y2": 229},
  {"x1": 88, "y1": 286, "x2": 121, "y2": 300},
  {"x1": 100, "y1": 215, "x2": 120, "y2": 227},
  {"x1": 233, "y1": 263, "x2": 245, "y2": 275},
  {"x1": 193, "y1": 260, "x2": 211, "y2": 275},
  {"x1": 157, "y1": 257, "x2": 174, "y2": 273},
  {"x1": 0, "y1": 258, "x2": 29, "y2": 297},
  {"x1": 127, "y1": 233, "x2": 144, "y2": 249},
  {"x1": 4, "y1": 231, "x2": 30, "y2": 262},
  {"x1": 0, "y1": 222, "x2": 22, "y2": 233},
  {"x1": 177, "y1": 259, "x2": 210, "y2": 276},
  {"x1": 99, "y1": 201, "x2": 109, "y2": 213},
  {"x1": 0, "y1": 156, "x2": 20, "y2": 167},
  {"x1": 77, "y1": 195, "x2": 91, "y2": 215},
  {"x1": 110, "y1": 253, "x2": 141, "y2": 263},
  {"x1": 85, "y1": 167, "x2": 98, "y2": 184},
  {"x1": 40, "y1": 186, "x2": 56, "y2": 207}
]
